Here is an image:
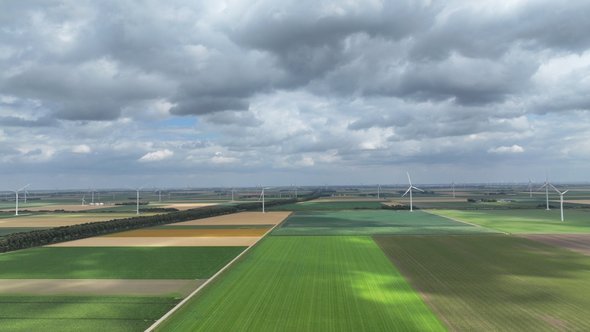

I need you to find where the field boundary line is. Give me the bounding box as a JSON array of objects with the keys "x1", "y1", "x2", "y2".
[
  {"x1": 144, "y1": 212, "x2": 292, "y2": 332},
  {"x1": 422, "y1": 210, "x2": 509, "y2": 235}
]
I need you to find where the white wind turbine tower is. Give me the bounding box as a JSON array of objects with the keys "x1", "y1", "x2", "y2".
[
  {"x1": 402, "y1": 172, "x2": 423, "y2": 212},
  {"x1": 231, "y1": 188, "x2": 235, "y2": 202},
  {"x1": 377, "y1": 184, "x2": 381, "y2": 199},
  {"x1": 528, "y1": 179, "x2": 533, "y2": 198},
  {"x1": 136, "y1": 187, "x2": 143, "y2": 215},
  {"x1": 260, "y1": 187, "x2": 271, "y2": 213},
  {"x1": 452, "y1": 181, "x2": 456, "y2": 198},
  {"x1": 14, "y1": 184, "x2": 30, "y2": 216},
  {"x1": 538, "y1": 176, "x2": 552, "y2": 210},
  {"x1": 81, "y1": 194, "x2": 86, "y2": 206},
  {"x1": 550, "y1": 184, "x2": 568, "y2": 222}
]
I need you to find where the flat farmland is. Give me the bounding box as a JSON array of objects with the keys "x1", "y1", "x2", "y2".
[
  {"x1": 521, "y1": 234, "x2": 590, "y2": 256},
  {"x1": 272, "y1": 210, "x2": 497, "y2": 236},
  {"x1": 172, "y1": 211, "x2": 290, "y2": 226},
  {"x1": 268, "y1": 200, "x2": 385, "y2": 211},
  {"x1": 0, "y1": 212, "x2": 157, "y2": 228},
  {"x1": 375, "y1": 235, "x2": 590, "y2": 331},
  {"x1": 157, "y1": 236, "x2": 444, "y2": 331},
  {"x1": 0, "y1": 295, "x2": 176, "y2": 332},
  {"x1": 48, "y1": 236, "x2": 260, "y2": 247},
  {"x1": 0, "y1": 247, "x2": 244, "y2": 279},
  {"x1": 105, "y1": 228, "x2": 269, "y2": 237},
  {"x1": 430, "y1": 209, "x2": 590, "y2": 233}
]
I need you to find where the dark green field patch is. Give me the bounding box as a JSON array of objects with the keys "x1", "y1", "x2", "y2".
[
  {"x1": 0, "y1": 247, "x2": 245, "y2": 279},
  {"x1": 375, "y1": 235, "x2": 590, "y2": 331},
  {"x1": 157, "y1": 236, "x2": 444, "y2": 331},
  {"x1": 268, "y1": 200, "x2": 385, "y2": 211},
  {"x1": 272, "y1": 210, "x2": 497, "y2": 235},
  {"x1": 0, "y1": 295, "x2": 175, "y2": 332},
  {"x1": 0, "y1": 228, "x2": 47, "y2": 237}
]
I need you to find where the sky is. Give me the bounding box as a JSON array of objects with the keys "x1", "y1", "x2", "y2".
[{"x1": 1, "y1": 0, "x2": 590, "y2": 189}]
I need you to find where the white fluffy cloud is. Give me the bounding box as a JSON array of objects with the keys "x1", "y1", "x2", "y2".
[
  {"x1": 488, "y1": 145, "x2": 525, "y2": 154},
  {"x1": 139, "y1": 149, "x2": 174, "y2": 162}
]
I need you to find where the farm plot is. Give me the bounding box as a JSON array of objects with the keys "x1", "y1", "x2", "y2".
[
  {"x1": 104, "y1": 228, "x2": 269, "y2": 237},
  {"x1": 375, "y1": 235, "x2": 590, "y2": 331},
  {"x1": 0, "y1": 212, "x2": 155, "y2": 228},
  {"x1": 0, "y1": 247, "x2": 244, "y2": 279},
  {"x1": 430, "y1": 209, "x2": 590, "y2": 233},
  {"x1": 272, "y1": 210, "x2": 497, "y2": 236},
  {"x1": 157, "y1": 236, "x2": 444, "y2": 331},
  {"x1": 268, "y1": 200, "x2": 385, "y2": 211},
  {"x1": 172, "y1": 211, "x2": 290, "y2": 226},
  {"x1": 521, "y1": 234, "x2": 590, "y2": 256},
  {"x1": 0, "y1": 295, "x2": 176, "y2": 332}
]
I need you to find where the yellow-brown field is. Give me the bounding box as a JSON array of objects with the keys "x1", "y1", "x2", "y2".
[
  {"x1": 105, "y1": 228, "x2": 269, "y2": 237},
  {"x1": 172, "y1": 211, "x2": 291, "y2": 226}
]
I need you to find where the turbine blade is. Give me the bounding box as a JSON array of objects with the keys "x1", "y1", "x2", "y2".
[
  {"x1": 406, "y1": 172, "x2": 412, "y2": 186},
  {"x1": 412, "y1": 186, "x2": 425, "y2": 192},
  {"x1": 402, "y1": 187, "x2": 411, "y2": 197},
  {"x1": 562, "y1": 190, "x2": 569, "y2": 195}
]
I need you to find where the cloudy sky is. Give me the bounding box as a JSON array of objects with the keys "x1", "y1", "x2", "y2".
[{"x1": 1, "y1": 0, "x2": 590, "y2": 189}]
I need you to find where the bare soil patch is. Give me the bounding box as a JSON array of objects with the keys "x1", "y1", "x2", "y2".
[
  {"x1": 47, "y1": 236, "x2": 260, "y2": 247},
  {"x1": 105, "y1": 228, "x2": 269, "y2": 237},
  {"x1": 522, "y1": 234, "x2": 590, "y2": 256},
  {"x1": 562, "y1": 200, "x2": 590, "y2": 205},
  {"x1": 387, "y1": 197, "x2": 465, "y2": 204},
  {"x1": 0, "y1": 279, "x2": 204, "y2": 297},
  {"x1": 172, "y1": 211, "x2": 291, "y2": 226}
]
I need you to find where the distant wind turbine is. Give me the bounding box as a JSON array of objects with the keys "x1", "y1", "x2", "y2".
[
  {"x1": 452, "y1": 181, "x2": 456, "y2": 198},
  {"x1": 81, "y1": 194, "x2": 86, "y2": 206},
  {"x1": 136, "y1": 187, "x2": 143, "y2": 215},
  {"x1": 14, "y1": 184, "x2": 30, "y2": 216},
  {"x1": 260, "y1": 187, "x2": 271, "y2": 213},
  {"x1": 377, "y1": 184, "x2": 381, "y2": 199},
  {"x1": 402, "y1": 172, "x2": 423, "y2": 212},
  {"x1": 538, "y1": 176, "x2": 553, "y2": 210},
  {"x1": 550, "y1": 184, "x2": 568, "y2": 222},
  {"x1": 528, "y1": 179, "x2": 533, "y2": 198}
]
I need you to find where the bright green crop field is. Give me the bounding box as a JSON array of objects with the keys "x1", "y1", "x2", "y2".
[
  {"x1": 376, "y1": 235, "x2": 590, "y2": 331},
  {"x1": 0, "y1": 295, "x2": 176, "y2": 332},
  {"x1": 157, "y1": 236, "x2": 445, "y2": 331},
  {"x1": 272, "y1": 210, "x2": 497, "y2": 235},
  {"x1": 268, "y1": 200, "x2": 385, "y2": 211},
  {"x1": 430, "y1": 209, "x2": 590, "y2": 233},
  {"x1": 0, "y1": 247, "x2": 245, "y2": 279}
]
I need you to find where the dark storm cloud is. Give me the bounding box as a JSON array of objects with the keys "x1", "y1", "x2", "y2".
[{"x1": 0, "y1": 115, "x2": 57, "y2": 127}]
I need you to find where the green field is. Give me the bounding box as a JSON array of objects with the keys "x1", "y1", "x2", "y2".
[
  {"x1": 272, "y1": 210, "x2": 497, "y2": 235},
  {"x1": 0, "y1": 247, "x2": 245, "y2": 279},
  {"x1": 375, "y1": 235, "x2": 590, "y2": 331},
  {"x1": 430, "y1": 209, "x2": 590, "y2": 233},
  {"x1": 268, "y1": 200, "x2": 385, "y2": 211},
  {"x1": 0, "y1": 295, "x2": 175, "y2": 332},
  {"x1": 158, "y1": 236, "x2": 444, "y2": 331},
  {"x1": 0, "y1": 228, "x2": 46, "y2": 236}
]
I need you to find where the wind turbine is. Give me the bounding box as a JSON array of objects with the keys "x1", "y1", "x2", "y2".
[
  {"x1": 81, "y1": 194, "x2": 86, "y2": 206},
  {"x1": 377, "y1": 184, "x2": 381, "y2": 199},
  {"x1": 402, "y1": 172, "x2": 423, "y2": 212},
  {"x1": 550, "y1": 184, "x2": 568, "y2": 222},
  {"x1": 136, "y1": 187, "x2": 143, "y2": 215},
  {"x1": 260, "y1": 187, "x2": 271, "y2": 213},
  {"x1": 452, "y1": 181, "x2": 456, "y2": 198},
  {"x1": 14, "y1": 184, "x2": 30, "y2": 216},
  {"x1": 528, "y1": 179, "x2": 533, "y2": 198},
  {"x1": 538, "y1": 176, "x2": 552, "y2": 211},
  {"x1": 231, "y1": 188, "x2": 235, "y2": 202}
]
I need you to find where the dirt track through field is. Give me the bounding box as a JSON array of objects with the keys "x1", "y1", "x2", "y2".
[
  {"x1": 47, "y1": 236, "x2": 260, "y2": 247},
  {"x1": 172, "y1": 211, "x2": 291, "y2": 226},
  {"x1": 105, "y1": 228, "x2": 269, "y2": 237},
  {"x1": 0, "y1": 279, "x2": 204, "y2": 296},
  {"x1": 521, "y1": 234, "x2": 590, "y2": 256}
]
